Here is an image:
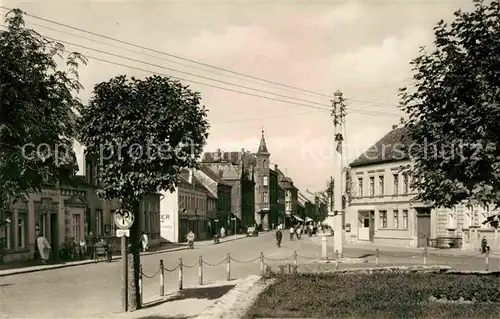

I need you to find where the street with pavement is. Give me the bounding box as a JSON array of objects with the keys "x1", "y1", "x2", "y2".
[{"x1": 1, "y1": 232, "x2": 499, "y2": 318}]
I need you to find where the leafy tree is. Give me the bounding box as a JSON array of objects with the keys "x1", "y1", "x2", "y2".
[
  {"x1": 399, "y1": 0, "x2": 500, "y2": 214},
  {"x1": 77, "y1": 75, "x2": 209, "y2": 309},
  {"x1": 0, "y1": 9, "x2": 85, "y2": 212}
]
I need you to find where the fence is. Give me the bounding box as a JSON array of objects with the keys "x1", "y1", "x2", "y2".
[{"x1": 137, "y1": 248, "x2": 494, "y2": 303}]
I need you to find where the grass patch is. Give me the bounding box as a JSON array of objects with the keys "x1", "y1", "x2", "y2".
[{"x1": 247, "y1": 272, "x2": 500, "y2": 318}]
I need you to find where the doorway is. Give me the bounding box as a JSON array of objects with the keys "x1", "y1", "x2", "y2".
[{"x1": 416, "y1": 208, "x2": 431, "y2": 248}]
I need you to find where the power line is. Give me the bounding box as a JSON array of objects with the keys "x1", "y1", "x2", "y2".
[
  {"x1": 0, "y1": 23, "x2": 404, "y2": 118},
  {"x1": 15, "y1": 26, "x2": 403, "y2": 116},
  {"x1": 0, "y1": 5, "x2": 332, "y2": 98},
  {"x1": 25, "y1": 20, "x2": 333, "y2": 102},
  {"x1": 39, "y1": 34, "x2": 334, "y2": 109}
]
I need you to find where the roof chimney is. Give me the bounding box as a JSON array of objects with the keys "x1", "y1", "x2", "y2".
[{"x1": 274, "y1": 164, "x2": 278, "y2": 171}]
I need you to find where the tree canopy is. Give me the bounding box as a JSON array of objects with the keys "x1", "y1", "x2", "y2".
[
  {"x1": 399, "y1": 0, "x2": 500, "y2": 209},
  {"x1": 0, "y1": 9, "x2": 85, "y2": 210},
  {"x1": 77, "y1": 74, "x2": 209, "y2": 208}
]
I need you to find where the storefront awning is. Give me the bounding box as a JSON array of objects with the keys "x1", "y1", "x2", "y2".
[
  {"x1": 293, "y1": 215, "x2": 304, "y2": 222},
  {"x1": 305, "y1": 217, "x2": 314, "y2": 223}
]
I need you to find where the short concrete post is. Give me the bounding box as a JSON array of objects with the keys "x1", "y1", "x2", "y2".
[
  {"x1": 260, "y1": 252, "x2": 265, "y2": 276},
  {"x1": 198, "y1": 255, "x2": 203, "y2": 285},
  {"x1": 485, "y1": 250, "x2": 489, "y2": 271},
  {"x1": 293, "y1": 251, "x2": 298, "y2": 273},
  {"x1": 178, "y1": 258, "x2": 183, "y2": 290},
  {"x1": 321, "y1": 236, "x2": 328, "y2": 259},
  {"x1": 226, "y1": 253, "x2": 231, "y2": 281},
  {"x1": 159, "y1": 259, "x2": 165, "y2": 296},
  {"x1": 423, "y1": 248, "x2": 428, "y2": 266},
  {"x1": 375, "y1": 249, "x2": 380, "y2": 267},
  {"x1": 335, "y1": 250, "x2": 340, "y2": 270},
  {"x1": 139, "y1": 264, "x2": 143, "y2": 305}
]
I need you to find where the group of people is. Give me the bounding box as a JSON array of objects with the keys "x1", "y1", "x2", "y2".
[{"x1": 275, "y1": 222, "x2": 323, "y2": 247}]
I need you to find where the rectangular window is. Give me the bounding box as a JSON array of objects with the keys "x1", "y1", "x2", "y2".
[
  {"x1": 95, "y1": 209, "x2": 103, "y2": 236},
  {"x1": 18, "y1": 212, "x2": 27, "y2": 248},
  {"x1": 379, "y1": 211, "x2": 387, "y2": 228},
  {"x1": 379, "y1": 176, "x2": 384, "y2": 195},
  {"x1": 402, "y1": 210, "x2": 408, "y2": 229},
  {"x1": 263, "y1": 192, "x2": 268, "y2": 203},
  {"x1": 393, "y1": 174, "x2": 399, "y2": 195},
  {"x1": 358, "y1": 177, "x2": 363, "y2": 197},
  {"x1": 403, "y1": 174, "x2": 409, "y2": 194},
  {"x1": 393, "y1": 210, "x2": 399, "y2": 228},
  {"x1": 72, "y1": 214, "x2": 81, "y2": 241},
  {"x1": 369, "y1": 177, "x2": 375, "y2": 197},
  {"x1": 4, "y1": 211, "x2": 13, "y2": 250},
  {"x1": 263, "y1": 176, "x2": 268, "y2": 186}
]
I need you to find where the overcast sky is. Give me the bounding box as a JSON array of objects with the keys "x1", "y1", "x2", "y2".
[{"x1": 1, "y1": 0, "x2": 475, "y2": 190}]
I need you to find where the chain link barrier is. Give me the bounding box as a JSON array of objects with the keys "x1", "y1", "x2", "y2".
[{"x1": 230, "y1": 256, "x2": 261, "y2": 263}]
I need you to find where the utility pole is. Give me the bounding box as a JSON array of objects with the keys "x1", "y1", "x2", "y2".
[{"x1": 332, "y1": 90, "x2": 346, "y2": 257}]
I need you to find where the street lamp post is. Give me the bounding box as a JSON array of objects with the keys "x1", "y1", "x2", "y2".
[{"x1": 332, "y1": 90, "x2": 345, "y2": 257}]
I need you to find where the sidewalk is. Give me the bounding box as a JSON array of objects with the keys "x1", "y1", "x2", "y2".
[
  {"x1": 0, "y1": 234, "x2": 247, "y2": 277},
  {"x1": 97, "y1": 276, "x2": 257, "y2": 319},
  {"x1": 310, "y1": 234, "x2": 500, "y2": 258}
]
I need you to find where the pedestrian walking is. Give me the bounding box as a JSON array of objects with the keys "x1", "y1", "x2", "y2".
[
  {"x1": 220, "y1": 226, "x2": 226, "y2": 238},
  {"x1": 276, "y1": 229, "x2": 283, "y2": 247},
  {"x1": 36, "y1": 233, "x2": 51, "y2": 264},
  {"x1": 140, "y1": 231, "x2": 149, "y2": 252},
  {"x1": 289, "y1": 226, "x2": 294, "y2": 240}
]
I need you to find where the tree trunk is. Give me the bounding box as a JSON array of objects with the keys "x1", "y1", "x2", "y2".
[{"x1": 127, "y1": 202, "x2": 141, "y2": 311}]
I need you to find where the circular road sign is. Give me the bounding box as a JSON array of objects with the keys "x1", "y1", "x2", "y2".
[{"x1": 114, "y1": 210, "x2": 135, "y2": 229}]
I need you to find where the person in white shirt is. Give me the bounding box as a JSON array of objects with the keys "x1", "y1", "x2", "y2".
[
  {"x1": 36, "y1": 233, "x2": 51, "y2": 264},
  {"x1": 140, "y1": 232, "x2": 149, "y2": 252},
  {"x1": 289, "y1": 226, "x2": 294, "y2": 240}
]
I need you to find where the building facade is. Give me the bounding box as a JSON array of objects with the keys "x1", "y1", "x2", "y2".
[
  {"x1": 254, "y1": 130, "x2": 271, "y2": 230},
  {"x1": 202, "y1": 149, "x2": 256, "y2": 229},
  {"x1": 275, "y1": 168, "x2": 299, "y2": 227},
  {"x1": 346, "y1": 125, "x2": 500, "y2": 249},
  {"x1": 193, "y1": 166, "x2": 233, "y2": 235},
  {"x1": 159, "y1": 169, "x2": 209, "y2": 243}
]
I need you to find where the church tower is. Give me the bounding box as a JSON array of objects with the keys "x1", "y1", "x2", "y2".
[{"x1": 255, "y1": 129, "x2": 271, "y2": 229}]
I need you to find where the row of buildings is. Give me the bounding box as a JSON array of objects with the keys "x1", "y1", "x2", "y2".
[
  {"x1": 344, "y1": 124, "x2": 499, "y2": 251},
  {"x1": 0, "y1": 130, "x2": 327, "y2": 262},
  {"x1": 158, "y1": 130, "x2": 328, "y2": 243}
]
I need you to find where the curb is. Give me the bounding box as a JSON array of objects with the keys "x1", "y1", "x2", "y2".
[{"x1": 0, "y1": 235, "x2": 248, "y2": 277}]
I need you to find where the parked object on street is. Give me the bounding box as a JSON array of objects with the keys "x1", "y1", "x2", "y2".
[
  {"x1": 247, "y1": 226, "x2": 258, "y2": 237},
  {"x1": 213, "y1": 234, "x2": 220, "y2": 244},
  {"x1": 94, "y1": 240, "x2": 112, "y2": 263}
]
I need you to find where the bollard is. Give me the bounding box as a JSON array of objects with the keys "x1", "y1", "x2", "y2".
[
  {"x1": 260, "y1": 252, "x2": 265, "y2": 276},
  {"x1": 321, "y1": 236, "x2": 328, "y2": 259},
  {"x1": 226, "y1": 253, "x2": 231, "y2": 281},
  {"x1": 198, "y1": 255, "x2": 203, "y2": 285},
  {"x1": 423, "y1": 248, "x2": 428, "y2": 266},
  {"x1": 376, "y1": 249, "x2": 380, "y2": 267},
  {"x1": 160, "y1": 259, "x2": 165, "y2": 296},
  {"x1": 139, "y1": 264, "x2": 143, "y2": 305},
  {"x1": 485, "y1": 250, "x2": 489, "y2": 271},
  {"x1": 293, "y1": 251, "x2": 298, "y2": 273},
  {"x1": 335, "y1": 250, "x2": 340, "y2": 270},
  {"x1": 178, "y1": 258, "x2": 183, "y2": 290}
]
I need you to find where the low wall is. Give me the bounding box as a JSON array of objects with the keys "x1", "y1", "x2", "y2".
[{"x1": 462, "y1": 228, "x2": 499, "y2": 252}]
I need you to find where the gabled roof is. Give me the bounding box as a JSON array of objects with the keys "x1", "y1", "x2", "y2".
[
  {"x1": 350, "y1": 126, "x2": 409, "y2": 168},
  {"x1": 199, "y1": 166, "x2": 231, "y2": 186}
]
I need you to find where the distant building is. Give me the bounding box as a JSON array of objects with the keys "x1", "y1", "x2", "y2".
[
  {"x1": 275, "y1": 167, "x2": 299, "y2": 227},
  {"x1": 159, "y1": 169, "x2": 209, "y2": 243},
  {"x1": 193, "y1": 166, "x2": 233, "y2": 235},
  {"x1": 271, "y1": 164, "x2": 286, "y2": 228},
  {"x1": 201, "y1": 149, "x2": 256, "y2": 230}
]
